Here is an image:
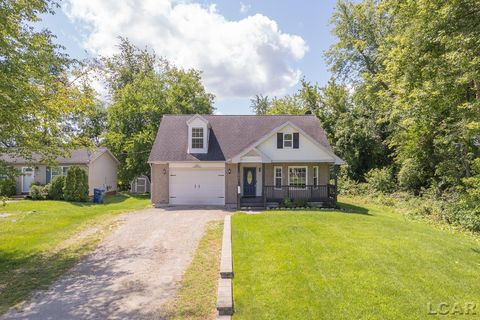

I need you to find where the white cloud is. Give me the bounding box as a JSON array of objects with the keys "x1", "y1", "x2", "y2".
[
  {"x1": 64, "y1": 0, "x2": 308, "y2": 98},
  {"x1": 240, "y1": 2, "x2": 251, "y2": 14}
]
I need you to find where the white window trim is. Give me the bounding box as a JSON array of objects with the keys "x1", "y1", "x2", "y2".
[
  {"x1": 50, "y1": 166, "x2": 68, "y2": 181},
  {"x1": 283, "y1": 133, "x2": 293, "y2": 148},
  {"x1": 288, "y1": 166, "x2": 308, "y2": 189},
  {"x1": 274, "y1": 166, "x2": 282, "y2": 190},
  {"x1": 21, "y1": 167, "x2": 35, "y2": 193},
  {"x1": 191, "y1": 127, "x2": 204, "y2": 150},
  {"x1": 313, "y1": 166, "x2": 319, "y2": 189}
]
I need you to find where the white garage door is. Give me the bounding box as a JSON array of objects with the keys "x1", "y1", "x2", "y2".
[{"x1": 169, "y1": 167, "x2": 225, "y2": 205}]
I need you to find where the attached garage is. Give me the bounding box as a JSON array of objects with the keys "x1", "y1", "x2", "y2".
[{"x1": 169, "y1": 166, "x2": 225, "y2": 205}]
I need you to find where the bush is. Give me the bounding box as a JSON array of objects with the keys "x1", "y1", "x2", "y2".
[
  {"x1": 365, "y1": 167, "x2": 396, "y2": 194},
  {"x1": 398, "y1": 159, "x2": 427, "y2": 192},
  {"x1": 63, "y1": 166, "x2": 89, "y2": 202},
  {"x1": 29, "y1": 185, "x2": 47, "y2": 200},
  {"x1": 281, "y1": 197, "x2": 293, "y2": 208},
  {"x1": 294, "y1": 198, "x2": 308, "y2": 208},
  {"x1": 48, "y1": 176, "x2": 66, "y2": 200},
  {"x1": 0, "y1": 179, "x2": 16, "y2": 197}
]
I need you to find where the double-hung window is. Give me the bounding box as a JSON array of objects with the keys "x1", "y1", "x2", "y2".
[
  {"x1": 288, "y1": 166, "x2": 307, "y2": 188},
  {"x1": 274, "y1": 166, "x2": 282, "y2": 189},
  {"x1": 313, "y1": 166, "x2": 319, "y2": 188},
  {"x1": 283, "y1": 133, "x2": 293, "y2": 148},
  {"x1": 51, "y1": 166, "x2": 69, "y2": 180},
  {"x1": 191, "y1": 127, "x2": 204, "y2": 149}
]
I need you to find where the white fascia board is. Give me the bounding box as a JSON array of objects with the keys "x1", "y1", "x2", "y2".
[
  {"x1": 229, "y1": 120, "x2": 339, "y2": 163},
  {"x1": 231, "y1": 147, "x2": 271, "y2": 163},
  {"x1": 186, "y1": 114, "x2": 210, "y2": 126}
]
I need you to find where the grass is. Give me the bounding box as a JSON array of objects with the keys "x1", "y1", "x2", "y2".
[
  {"x1": 0, "y1": 193, "x2": 150, "y2": 314},
  {"x1": 164, "y1": 220, "x2": 224, "y2": 320},
  {"x1": 232, "y1": 196, "x2": 480, "y2": 319}
]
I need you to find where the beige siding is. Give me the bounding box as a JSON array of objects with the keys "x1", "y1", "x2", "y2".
[
  {"x1": 225, "y1": 163, "x2": 239, "y2": 206},
  {"x1": 11, "y1": 164, "x2": 46, "y2": 194},
  {"x1": 88, "y1": 153, "x2": 118, "y2": 195},
  {"x1": 264, "y1": 162, "x2": 331, "y2": 199},
  {"x1": 151, "y1": 163, "x2": 169, "y2": 205}
]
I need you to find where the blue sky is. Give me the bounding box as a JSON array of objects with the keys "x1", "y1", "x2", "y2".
[{"x1": 39, "y1": 0, "x2": 338, "y2": 114}]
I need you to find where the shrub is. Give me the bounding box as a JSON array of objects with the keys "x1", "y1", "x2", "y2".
[
  {"x1": 338, "y1": 176, "x2": 369, "y2": 196},
  {"x1": 365, "y1": 167, "x2": 396, "y2": 194},
  {"x1": 31, "y1": 181, "x2": 43, "y2": 187},
  {"x1": 0, "y1": 179, "x2": 16, "y2": 197},
  {"x1": 63, "y1": 166, "x2": 89, "y2": 202},
  {"x1": 29, "y1": 185, "x2": 46, "y2": 200},
  {"x1": 294, "y1": 198, "x2": 308, "y2": 208},
  {"x1": 281, "y1": 197, "x2": 293, "y2": 208},
  {"x1": 48, "y1": 176, "x2": 66, "y2": 200},
  {"x1": 398, "y1": 159, "x2": 427, "y2": 192}
]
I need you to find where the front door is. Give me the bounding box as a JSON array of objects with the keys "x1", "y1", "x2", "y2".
[
  {"x1": 243, "y1": 167, "x2": 256, "y2": 196},
  {"x1": 22, "y1": 167, "x2": 35, "y2": 193}
]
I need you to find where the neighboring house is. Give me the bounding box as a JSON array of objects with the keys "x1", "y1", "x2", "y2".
[
  {"x1": 148, "y1": 114, "x2": 344, "y2": 208},
  {"x1": 130, "y1": 175, "x2": 151, "y2": 193},
  {"x1": 0, "y1": 148, "x2": 119, "y2": 195}
]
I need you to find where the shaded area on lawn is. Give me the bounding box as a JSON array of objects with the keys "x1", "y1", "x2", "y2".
[
  {"x1": 232, "y1": 198, "x2": 480, "y2": 319},
  {"x1": 0, "y1": 245, "x2": 94, "y2": 315},
  {"x1": 0, "y1": 193, "x2": 150, "y2": 315},
  {"x1": 337, "y1": 201, "x2": 371, "y2": 215}
]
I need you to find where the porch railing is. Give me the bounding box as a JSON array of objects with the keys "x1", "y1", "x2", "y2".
[{"x1": 263, "y1": 184, "x2": 337, "y2": 207}]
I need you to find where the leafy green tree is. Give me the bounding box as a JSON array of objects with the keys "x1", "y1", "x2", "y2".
[
  {"x1": 103, "y1": 39, "x2": 214, "y2": 187},
  {"x1": 0, "y1": 0, "x2": 95, "y2": 167},
  {"x1": 250, "y1": 94, "x2": 270, "y2": 115},
  {"x1": 326, "y1": 0, "x2": 480, "y2": 193}
]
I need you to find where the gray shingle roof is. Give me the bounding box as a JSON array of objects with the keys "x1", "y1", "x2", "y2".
[
  {"x1": 148, "y1": 115, "x2": 333, "y2": 162},
  {"x1": 0, "y1": 147, "x2": 111, "y2": 164}
]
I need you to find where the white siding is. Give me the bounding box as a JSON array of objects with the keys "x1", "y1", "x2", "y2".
[{"x1": 256, "y1": 124, "x2": 334, "y2": 162}]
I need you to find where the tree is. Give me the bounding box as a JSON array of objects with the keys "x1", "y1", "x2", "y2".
[
  {"x1": 0, "y1": 0, "x2": 95, "y2": 166},
  {"x1": 250, "y1": 94, "x2": 270, "y2": 115},
  {"x1": 103, "y1": 39, "x2": 214, "y2": 187},
  {"x1": 76, "y1": 102, "x2": 107, "y2": 146}
]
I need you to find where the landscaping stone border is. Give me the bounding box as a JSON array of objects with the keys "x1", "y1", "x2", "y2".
[{"x1": 217, "y1": 215, "x2": 234, "y2": 317}]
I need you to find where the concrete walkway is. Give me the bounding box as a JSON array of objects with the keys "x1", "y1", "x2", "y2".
[{"x1": 2, "y1": 207, "x2": 229, "y2": 320}]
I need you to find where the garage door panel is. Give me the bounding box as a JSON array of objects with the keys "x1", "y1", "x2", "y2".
[{"x1": 169, "y1": 168, "x2": 225, "y2": 205}]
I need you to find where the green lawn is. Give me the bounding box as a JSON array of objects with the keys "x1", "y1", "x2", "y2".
[
  {"x1": 0, "y1": 193, "x2": 150, "y2": 314},
  {"x1": 232, "y1": 197, "x2": 480, "y2": 319},
  {"x1": 164, "y1": 220, "x2": 224, "y2": 320}
]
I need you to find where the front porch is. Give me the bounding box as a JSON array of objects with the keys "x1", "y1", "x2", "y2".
[
  {"x1": 233, "y1": 147, "x2": 339, "y2": 209},
  {"x1": 239, "y1": 184, "x2": 337, "y2": 209}
]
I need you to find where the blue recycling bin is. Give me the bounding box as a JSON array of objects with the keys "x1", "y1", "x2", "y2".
[{"x1": 93, "y1": 188, "x2": 105, "y2": 204}]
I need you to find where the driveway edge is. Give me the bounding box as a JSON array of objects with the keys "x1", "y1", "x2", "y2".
[{"x1": 217, "y1": 215, "x2": 234, "y2": 317}]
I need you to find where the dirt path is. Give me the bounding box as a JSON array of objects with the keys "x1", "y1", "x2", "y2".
[{"x1": 2, "y1": 207, "x2": 229, "y2": 320}]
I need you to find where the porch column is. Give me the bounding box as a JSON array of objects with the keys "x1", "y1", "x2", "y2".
[
  {"x1": 236, "y1": 164, "x2": 240, "y2": 209},
  {"x1": 262, "y1": 163, "x2": 265, "y2": 207}
]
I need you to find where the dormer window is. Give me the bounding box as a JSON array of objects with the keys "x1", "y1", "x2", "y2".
[
  {"x1": 283, "y1": 133, "x2": 293, "y2": 148},
  {"x1": 192, "y1": 127, "x2": 204, "y2": 149},
  {"x1": 187, "y1": 114, "x2": 209, "y2": 154}
]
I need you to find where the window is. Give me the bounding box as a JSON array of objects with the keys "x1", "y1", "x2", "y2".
[
  {"x1": 288, "y1": 166, "x2": 307, "y2": 188},
  {"x1": 51, "y1": 166, "x2": 69, "y2": 180},
  {"x1": 274, "y1": 166, "x2": 282, "y2": 189},
  {"x1": 191, "y1": 127, "x2": 204, "y2": 149},
  {"x1": 283, "y1": 133, "x2": 293, "y2": 148},
  {"x1": 313, "y1": 166, "x2": 319, "y2": 188}
]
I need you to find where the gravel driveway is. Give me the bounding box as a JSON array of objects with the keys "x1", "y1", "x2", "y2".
[{"x1": 2, "y1": 207, "x2": 229, "y2": 320}]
